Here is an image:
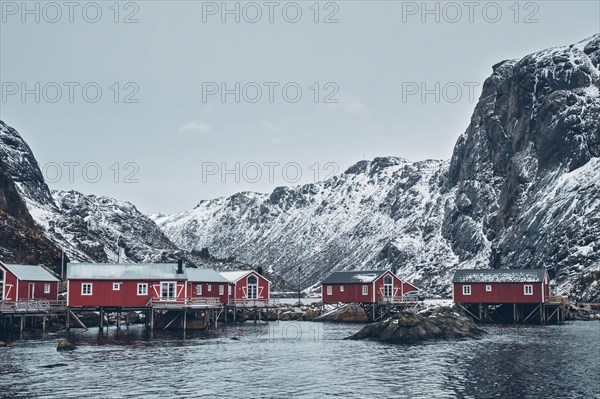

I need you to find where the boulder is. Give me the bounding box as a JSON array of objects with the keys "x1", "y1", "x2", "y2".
[
  {"x1": 56, "y1": 339, "x2": 77, "y2": 351},
  {"x1": 315, "y1": 304, "x2": 369, "y2": 322},
  {"x1": 0, "y1": 340, "x2": 7, "y2": 347},
  {"x1": 348, "y1": 307, "x2": 484, "y2": 344}
]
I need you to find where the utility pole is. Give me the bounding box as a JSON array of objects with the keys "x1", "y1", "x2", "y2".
[
  {"x1": 61, "y1": 250, "x2": 65, "y2": 280},
  {"x1": 298, "y1": 266, "x2": 302, "y2": 306}
]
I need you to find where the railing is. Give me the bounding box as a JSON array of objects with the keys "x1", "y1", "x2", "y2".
[
  {"x1": 378, "y1": 296, "x2": 418, "y2": 304},
  {"x1": 227, "y1": 298, "x2": 279, "y2": 307},
  {"x1": 148, "y1": 297, "x2": 223, "y2": 308},
  {"x1": 0, "y1": 299, "x2": 66, "y2": 313}
]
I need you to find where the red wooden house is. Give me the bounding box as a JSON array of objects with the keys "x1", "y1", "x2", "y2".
[
  {"x1": 0, "y1": 262, "x2": 59, "y2": 302},
  {"x1": 452, "y1": 269, "x2": 550, "y2": 304},
  {"x1": 67, "y1": 261, "x2": 188, "y2": 308},
  {"x1": 186, "y1": 268, "x2": 229, "y2": 304},
  {"x1": 321, "y1": 270, "x2": 418, "y2": 304},
  {"x1": 220, "y1": 270, "x2": 270, "y2": 303}
]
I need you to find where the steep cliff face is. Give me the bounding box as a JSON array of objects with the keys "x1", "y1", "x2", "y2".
[
  {"x1": 0, "y1": 121, "x2": 183, "y2": 266},
  {"x1": 444, "y1": 35, "x2": 600, "y2": 299},
  {"x1": 0, "y1": 159, "x2": 61, "y2": 266},
  {"x1": 156, "y1": 34, "x2": 600, "y2": 301}
]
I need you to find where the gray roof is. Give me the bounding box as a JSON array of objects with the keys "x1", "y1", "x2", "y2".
[
  {"x1": 322, "y1": 270, "x2": 387, "y2": 284},
  {"x1": 452, "y1": 269, "x2": 548, "y2": 283},
  {"x1": 67, "y1": 263, "x2": 186, "y2": 280},
  {"x1": 186, "y1": 268, "x2": 228, "y2": 283},
  {"x1": 2, "y1": 264, "x2": 59, "y2": 282}
]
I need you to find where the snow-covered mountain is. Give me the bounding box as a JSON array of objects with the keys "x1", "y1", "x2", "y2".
[
  {"x1": 0, "y1": 121, "x2": 182, "y2": 266},
  {"x1": 155, "y1": 34, "x2": 600, "y2": 301}
]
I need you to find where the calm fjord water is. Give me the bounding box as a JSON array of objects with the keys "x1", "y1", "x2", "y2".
[{"x1": 1, "y1": 321, "x2": 598, "y2": 399}]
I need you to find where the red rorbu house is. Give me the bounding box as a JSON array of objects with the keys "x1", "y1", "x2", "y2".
[
  {"x1": 452, "y1": 268, "x2": 558, "y2": 323},
  {"x1": 321, "y1": 270, "x2": 419, "y2": 304},
  {"x1": 220, "y1": 270, "x2": 271, "y2": 304},
  {"x1": 186, "y1": 268, "x2": 229, "y2": 304},
  {"x1": 0, "y1": 262, "x2": 59, "y2": 302},
  {"x1": 452, "y1": 269, "x2": 550, "y2": 304},
  {"x1": 67, "y1": 261, "x2": 188, "y2": 308}
]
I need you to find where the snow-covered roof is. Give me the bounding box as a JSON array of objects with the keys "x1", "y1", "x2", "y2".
[
  {"x1": 452, "y1": 269, "x2": 548, "y2": 283},
  {"x1": 67, "y1": 263, "x2": 186, "y2": 280},
  {"x1": 2, "y1": 264, "x2": 59, "y2": 282},
  {"x1": 220, "y1": 270, "x2": 270, "y2": 284},
  {"x1": 322, "y1": 270, "x2": 388, "y2": 284},
  {"x1": 186, "y1": 268, "x2": 228, "y2": 283}
]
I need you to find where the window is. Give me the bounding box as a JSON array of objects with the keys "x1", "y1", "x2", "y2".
[
  {"x1": 326, "y1": 286, "x2": 332, "y2": 296},
  {"x1": 524, "y1": 285, "x2": 533, "y2": 295},
  {"x1": 113, "y1": 283, "x2": 121, "y2": 291},
  {"x1": 462, "y1": 285, "x2": 471, "y2": 295},
  {"x1": 82, "y1": 283, "x2": 93, "y2": 296},
  {"x1": 228, "y1": 285, "x2": 232, "y2": 295},
  {"x1": 160, "y1": 282, "x2": 176, "y2": 301},
  {"x1": 486, "y1": 285, "x2": 492, "y2": 292},
  {"x1": 219, "y1": 285, "x2": 224, "y2": 295},
  {"x1": 362, "y1": 285, "x2": 368, "y2": 295},
  {"x1": 137, "y1": 283, "x2": 148, "y2": 295},
  {"x1": 44, "y1": 283, "x2": 51, "y2": 294},
  {"x1": 207, "y1": 284, "x2": 212, "y2": 292},
  {"x1": 340, "y1": 285, "x2": 344, "y2": 292},
  {"x1": 196, "y1": 284, "x2": 202, "y2": 296}
]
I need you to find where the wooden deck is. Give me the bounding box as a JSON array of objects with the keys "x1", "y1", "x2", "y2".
[
  {"x1": 0, "y1": 299, "x2": 66, "y2": 314},
  {"x1": 148, "y1": 297, "x2": 223, "y2": 310}
]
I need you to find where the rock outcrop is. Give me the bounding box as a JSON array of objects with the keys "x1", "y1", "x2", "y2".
[
  {"x1": 315, "y1": 304, "x2": 369, "y2": 322},
  {"x1": 348, "y1": 307, "x2": 484, "y2": 344}
]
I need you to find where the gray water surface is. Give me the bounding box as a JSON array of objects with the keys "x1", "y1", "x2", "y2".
[{"x1": 1, "y1": 321, "x2": 598, "y2": 398}]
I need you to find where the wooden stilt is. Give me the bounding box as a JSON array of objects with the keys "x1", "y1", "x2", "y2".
[
  {"x1": 42, "y1": 315, "x2": 46, "y2": 332},
  {"x1": 150, "y1": 309, "x2": 154, "y2": 331},
  {"x1": 513, "y1": 303, "x2": 517, "y2": 324},
  {"x1": 20, "y1": 315, "x2": 25, "y2": 334},
  {"x1": 99, "y1": 307, "x2": 104, "y2": 331},
  {"x1": 183, "y1": 311, "x2": 187, "y2": 331}
]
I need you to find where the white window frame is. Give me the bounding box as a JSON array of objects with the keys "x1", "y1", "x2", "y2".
[
  {"x1": 207, "y1": 284, "x2": 212, "y2": 292},
  {"x1": 219, "y1": 285, "x2": 224, "y2": 295},
  {"x1": 44, "y1": 283, "x2": 51, "y2": 294},
  {"x1": 485, "y1": 285, "x2": 492, "y2": 292},
  {"x1": 196, "y1": 284, "x2": 203, "y2": 296},
  {"x1": 82, "y1": 283, "x2": 93, "y2": 296},
  {"x1": 524, "y1": 284, "x2": 533, "y2": 295},
  {"x1": 362, "y1": 285, "x2": 368, "y2": 295},
  {"x1": 326, "y1": 285, "x2": 332, "y2": 296},
  {"x1": 462, "y1": 285, "x2": 471, "y2": 295},
  {"x1": 340, "y1": 285, "x2": 344, "y2": 292},
  {"x1": 137, "y1": 283, "x2": 148, "y2": 296},
  {"x1": 228, "y1": 285, "x2": 232, "y2": 295},
  {"x1": 113, "y1": 282, "x2": 121, "y2": 291}
]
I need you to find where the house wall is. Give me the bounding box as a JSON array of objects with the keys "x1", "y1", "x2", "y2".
[
  {"x1": 188, "y1": 282, "x2": 229, "y2": 304},
  {"x1": 322, "y1": 283, "x2": 372, "y2": 303},
  {"x1": 231, "y1": 272, "x2": 270, "y2": 301},
  {"x1": 453, "y1": 282, "x2": 546, "y2": 304},
  {"x1": 17, "y1": 280, "x2": 58, "y2": 301},
  {"x1": 373, "y1": 272, "x2": 418, "y2": 300},
  {"x1": 68, "y1": 279, "x2": 187, "y2": 307},
  {"x1": 322, "y1": 272, "x2": 419, "y2": 304}
]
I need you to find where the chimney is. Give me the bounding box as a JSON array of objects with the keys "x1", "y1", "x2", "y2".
[
  {"x1": 177, "y1": 259, "x2": 183, "y2": 274},
  {"x1": 257, "y1": 266, "x2": 263, "y2": 276}
]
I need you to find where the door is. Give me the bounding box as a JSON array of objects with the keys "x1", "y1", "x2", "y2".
[
  {"x1": 383, "y1": 275, "x2": 393, "y2": 299},
  {"x1": 28, "y1": 283, "x2": 35, "y2": 299},
  {"x1": 247, "y1": 275, "x2": 258, "y2": 299},
  {"x1": 160, "y1": 282, "x2": 176, "y2": 301}
]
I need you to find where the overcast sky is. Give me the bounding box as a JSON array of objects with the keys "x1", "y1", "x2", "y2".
[{"x1": 1, "y1": 1, "x2": 599, "y2": 214}]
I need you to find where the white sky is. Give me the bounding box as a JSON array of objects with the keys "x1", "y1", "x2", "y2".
[{"x1": 1, "y1": 1, "x2": 599, "y2": 214}]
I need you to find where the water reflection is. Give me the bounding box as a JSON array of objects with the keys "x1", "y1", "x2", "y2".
[{"x1": 0, "y1": 321, "x2": 598, "y2": 398}]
